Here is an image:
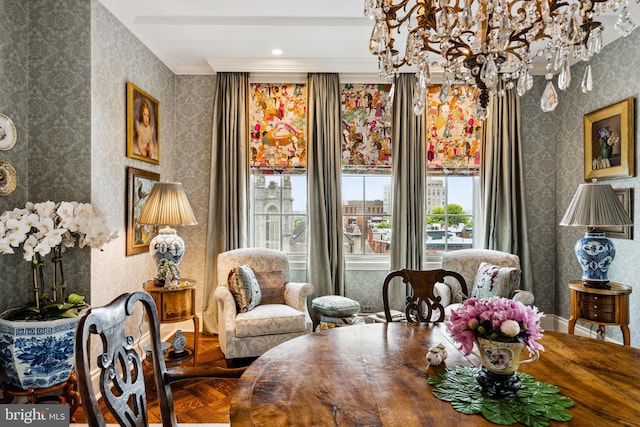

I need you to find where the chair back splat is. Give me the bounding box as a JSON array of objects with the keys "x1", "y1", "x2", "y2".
[
  {"x1": 383, "y1": 269, "x2": 467, "y2": 323},
  {"x1": 75, "y1": 291, "x2": 245, "y2": 427}
]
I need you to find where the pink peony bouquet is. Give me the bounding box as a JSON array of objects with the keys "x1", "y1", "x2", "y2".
[{"x1": 446, "y1": 297, "x2": 544, "y2": 356}]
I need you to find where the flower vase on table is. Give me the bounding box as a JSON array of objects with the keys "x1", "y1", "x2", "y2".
[
  {"x1": 447, "y1": 297, "x2": 544, "y2": 397},
  {"x1": 474, "y1": 336, "x2": 539, "y2": 396}
]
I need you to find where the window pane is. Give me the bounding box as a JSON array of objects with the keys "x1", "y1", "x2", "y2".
[
  {"x1": 425, "y1": 175, "x2": 475, "y2": 255},
  {"x1": 251, "y1": 174, "x2": 307, "y2": 255},
  {"x1": 342, "y1": 175, "x2": 392, "y2": 255}
]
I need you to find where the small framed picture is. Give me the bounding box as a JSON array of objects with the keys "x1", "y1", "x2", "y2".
[
  {"x1": 594, "y1": 188, "x2": 633, "y2": 240},
  {"x1": 584, "y1": 97, "x2": 634, "y2": 181},
  {"x1": 126, "y1": 167, "x2": 160, "y2": 255},
  {"x1": 127, "y1": 82, "x2": 160, "y2": 165}
]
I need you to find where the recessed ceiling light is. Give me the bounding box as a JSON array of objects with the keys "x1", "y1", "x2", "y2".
[{"x1": 271, "y1": 49, "x2": 283, "y2": 56}]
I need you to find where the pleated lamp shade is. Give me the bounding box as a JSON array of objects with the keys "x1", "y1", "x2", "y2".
[
  {"x1": 138, "y1": 182, "x2": 197, "y2": 226},
  {"x1": 560, "y1": 182, "x2": 632, "y2": 287}
]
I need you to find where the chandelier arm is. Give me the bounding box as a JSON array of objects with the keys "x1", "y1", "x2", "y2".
[{"x1": 383, "y1": 0, "x2": 425, "y2": 31}]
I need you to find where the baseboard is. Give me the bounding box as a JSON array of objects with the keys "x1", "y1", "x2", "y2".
[{"x1": 541, "y1": 314, "x2": 621, "y2": 344}]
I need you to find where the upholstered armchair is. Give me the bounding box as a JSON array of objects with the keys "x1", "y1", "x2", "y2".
[
  {"x1": 214, "y1": 248, "x2": 314, "y2": 363},
  {"x1": 438, "y1": 249, "x2": 535, "y2": 308}
]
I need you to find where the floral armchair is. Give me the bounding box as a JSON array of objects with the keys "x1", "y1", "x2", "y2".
[
  {"x1": 438, "y1": 249, "x2": 535, "y2": 308},
  {"x1": 214, "y1": 248, "x2": 314, "y2": 363}
]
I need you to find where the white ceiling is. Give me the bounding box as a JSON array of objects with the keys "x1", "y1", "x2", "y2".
[{"x1": 98, "y1": 0, "x2": 640, "y2": 76}]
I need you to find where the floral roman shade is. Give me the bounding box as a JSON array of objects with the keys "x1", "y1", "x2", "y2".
[
  {"x1": 340, "y1": 83, "x2": 393, "y2": 173},
  {"x1": 249, "y1": 83, "x2": 307, "y2": 174},
  {"x1": 426, "y1": 86, "x2": 482, "y2": 175}
]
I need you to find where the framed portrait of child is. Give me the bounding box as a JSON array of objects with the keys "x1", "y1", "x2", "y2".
[{"x1": 127, "y1": 82, "x2": 160, "y2": 165}]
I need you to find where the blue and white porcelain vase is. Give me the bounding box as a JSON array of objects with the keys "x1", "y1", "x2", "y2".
[
  {"x1": 0, "y1": 315, "x2": 81, "y2": 389},
  {"x1": 574, "y1": 232, "x2": 615, "y2": 284}
]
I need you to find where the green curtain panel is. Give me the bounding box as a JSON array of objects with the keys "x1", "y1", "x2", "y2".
[
  {"x1": 483, "y1": 82, "x2": 534, "y2": 292},
  {"x1": 389, "y1": 73, "x2": 426, "y2": 310},
  {"x1": 307, "y1": 73, "x2": 345, "y2": 298},
  {"x1": 202, "y1": 72, "x2": 249, "y2": 335}
]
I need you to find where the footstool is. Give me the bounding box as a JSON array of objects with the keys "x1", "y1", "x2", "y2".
[{"x1": 311, "y1": 295, "x2": 363, "y2": 331}]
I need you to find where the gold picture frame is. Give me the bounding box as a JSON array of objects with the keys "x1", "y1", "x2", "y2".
[
  {"x1": 126, "y1": 167, "x2": 159, "y2": 255},
  {"x1": 594, "y1": 188, "x2": 633, "y2": 239},
  {"x1": 127, "y1": 82, "x2": 160, "y2": 165},
  {"x1": 584, "y1": 97, "x2": 634, "y2": 181}
]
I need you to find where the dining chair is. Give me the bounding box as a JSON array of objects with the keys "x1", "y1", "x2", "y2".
[
  {"x1": 382, "y1": 269, "x2": 468, "y2": 323},
  {"x1": 75, "y1": 291, "x2": 246, "y2": 427}
]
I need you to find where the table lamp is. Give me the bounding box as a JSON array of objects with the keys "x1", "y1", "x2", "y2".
[
  {"x1": 559, "y1": 181, "x2": 632, "y2": 288},
  {"x1": 138, "y1": 182, "x2": 197, "y2": 285}
]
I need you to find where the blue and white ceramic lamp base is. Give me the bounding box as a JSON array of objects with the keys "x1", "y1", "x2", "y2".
[{"x1": 575, "y1": 232, "x2": 615, "y2": 288}]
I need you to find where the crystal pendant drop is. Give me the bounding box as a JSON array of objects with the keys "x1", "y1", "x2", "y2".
[
  {"x1": 369, "y1": 21, "x2": 387, "y2": 54},
  {"x1": 364, "y1": 0, "x2": 376, "y2": 20},
  {"x1": 497, "y1": 14, "x2": 511, "y2": 51},
  {"x1": 581, "y1": 65, "x2": 593, "y2": 93},
  {"x1": 558, "y1": 60, "x2": 571, "y2": 91},
  {"x1": 517, "y1": 72, "x2": 527, "y2": 96},
  {"x1": 389, "y1": 83, "x2": 395, "y2": 104},
  {"x1": 540, "y1": 81, "x2": 558, "y2": 112},
  {"x1": 554, "y1": 47, "x2": 565, "y2": 72},
  {"x1": 525, "y1": 73, "x2": 534, "y2": 91},
  {"x1": 413, "y1": 99, "x2": 425, "y2": 115},
  {"x1": 475, "y1": 99, "x2": 489, "y2": 120},
  {"x1": 439, "y1": 80, "x2": 452, "y2": 103},
  {"x1": 480, "y1": 55, "x2": 499, "y2": 89}
]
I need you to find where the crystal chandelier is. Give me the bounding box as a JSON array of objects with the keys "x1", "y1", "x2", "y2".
[{"x1": 365, "y1": 0, "x2": 636, "y2": 118}]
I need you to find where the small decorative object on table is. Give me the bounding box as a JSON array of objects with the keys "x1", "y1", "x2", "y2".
[
  {"x1": 426, "y1": 344, "x2": 447, "y2": 366},
  {"x1": 170, "y1": 330, "x2": 187, "y2": 356},
  {"x1": 447, "y1": 297, "x2": 544, "y2": 397}
]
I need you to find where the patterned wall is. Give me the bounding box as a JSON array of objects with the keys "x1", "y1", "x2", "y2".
[
  {"x1": 519, "y1": 79, "x2": 557, "y2": 315},
  {"x1": 553, "y1": 29, "x2": 640, "y2": 346},
  {"x1": 90, "y1": 0, "x2": 177, "y2": 308},
  {"x1": 0, "y1": 0, "x2": 30, "y2": 311},
  {"x1": 175, "y1": 75, "x2": 216, "y2": 307},
  {"x1": 0, "y1": 0, "x2": 92, "y2": 312}
]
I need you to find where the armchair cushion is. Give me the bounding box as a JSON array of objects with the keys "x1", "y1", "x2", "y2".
[
  {"x1": 228, "y1": 265, "x2": 261, "y2": 312},
  {"x1": 254, "y1": 270, "x2": 285, "y2": 304},
  {"x1": 471, "y1": 262, "x2": 521, "y2": 299},
  {"x1": 235, "y1": 304, "x2": 307, "y2": 338}
]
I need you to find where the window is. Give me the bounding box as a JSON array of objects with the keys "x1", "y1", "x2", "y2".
[
  {"x1": 424, "y1": 85, "x2": 482, "y2": 257},
  {"x1": 341, "y1": 83, "x2": 393, "y2": 258},
  {"x1": 248, "y1": 82, "x2": 307, "y2": 255}
]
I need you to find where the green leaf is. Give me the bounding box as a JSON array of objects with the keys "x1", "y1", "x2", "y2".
[
  {"x1": 67, "y1": 293, "x2": 85, "y2": 304},
  {"x1": 452, "y1": 400, "x2": 482, "y2": 414},
  {"x1": 428, "y1": 365, "x2": 573, "y2": 427}
]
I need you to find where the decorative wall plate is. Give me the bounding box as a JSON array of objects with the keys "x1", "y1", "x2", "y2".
[
  {"x1": 0, "y1": 114, "x2": 17, "y2": 151},
  {"x1": 0, "y1": 159, "x2": 17, "y2": 196}
]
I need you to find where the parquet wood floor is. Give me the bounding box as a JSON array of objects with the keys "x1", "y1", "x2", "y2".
[{"x1": 73, "y1": 332, "x2": 248, "y2": 424}]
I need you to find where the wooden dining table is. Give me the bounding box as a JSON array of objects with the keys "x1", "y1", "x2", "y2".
[{"x1": 230, "y1": 322, "x2": 640, "y2": 426}]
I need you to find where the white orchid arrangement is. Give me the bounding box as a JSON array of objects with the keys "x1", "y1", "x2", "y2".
[{"x1": 0, "y1": 201, "x2": 117, "y2": 320}]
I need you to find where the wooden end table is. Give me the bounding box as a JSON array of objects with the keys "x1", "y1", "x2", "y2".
[
  {"x1": 568, "y1": 280, "x2": 631, "y2": 346},
  {"x1": 143, "y1": 279, "x2": 199, "y2": 365}
]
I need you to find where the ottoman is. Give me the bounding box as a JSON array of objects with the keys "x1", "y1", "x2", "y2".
[{"x1": 311, "y1": 295, "x2": 363, "y2": 331}]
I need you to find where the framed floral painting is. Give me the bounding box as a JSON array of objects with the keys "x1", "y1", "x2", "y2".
[
  {"x1": 584, "y1": 97, "x2": 634, "y2": 181},
  {"x1": 126, "y1": 167, "x2": 159, "y2": 256}
]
